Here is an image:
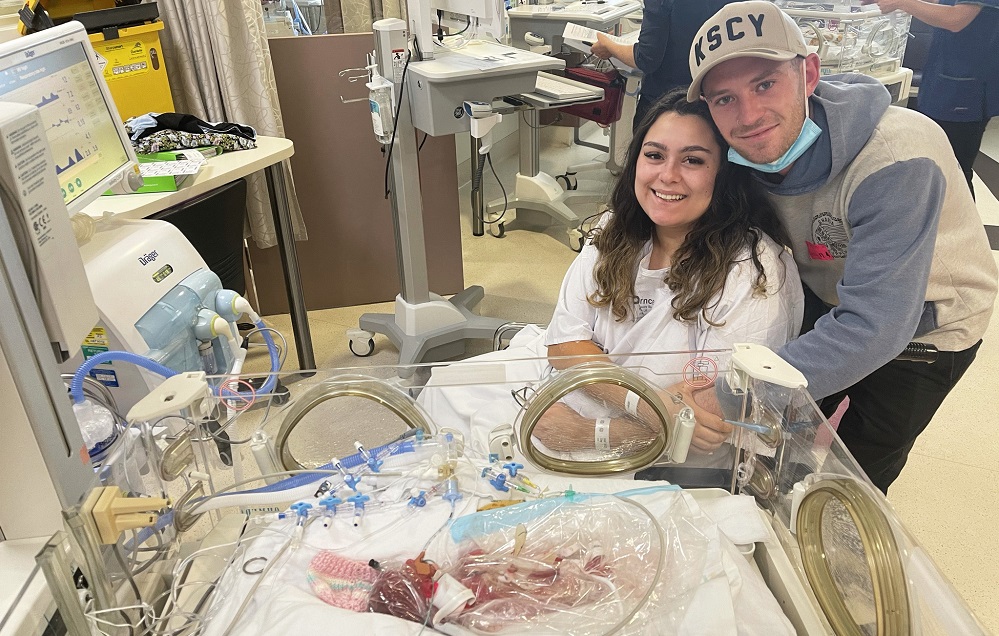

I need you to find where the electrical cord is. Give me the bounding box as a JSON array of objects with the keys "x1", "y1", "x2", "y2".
[
  {"x1": 113, "y1": 542, "x2": 146, "y2": 620},
  {"x1": 484, "y1": 153, "x2": 508, "y2": 226},
  {"x1": 383, "y1": 44, "x2": 413, "y2": 199},
  {"x1": 520, "y1": 110, "x2": 562, "y2": 129},
  {"x1": 418, "y1": 132, "x2": 428, "y2": 152}
]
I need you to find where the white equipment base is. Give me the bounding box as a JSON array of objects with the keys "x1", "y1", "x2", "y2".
[
  {"x1": 357, "y1": 288, "x2": 509, "y2": 373},
  {"x1": 487, "y1": 172, "x2": 605, "y2": 238}
]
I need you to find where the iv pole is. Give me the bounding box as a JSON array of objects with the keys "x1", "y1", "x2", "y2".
[{"x1": 349, "y1": 18, "x2": 508, "y2": 373}]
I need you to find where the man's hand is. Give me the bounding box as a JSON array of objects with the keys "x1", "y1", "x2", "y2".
[{"x1": 662, "y1": 381, "x2": 733, "y2": 452}]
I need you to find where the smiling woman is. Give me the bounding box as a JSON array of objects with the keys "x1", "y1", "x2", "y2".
[{"x1": 541, "y1": 88, "x2": 805, "y2": 453}]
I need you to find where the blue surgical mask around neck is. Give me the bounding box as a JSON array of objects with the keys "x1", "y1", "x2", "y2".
[
  {"x1": 727, "y1": 117, "x2": 821, "y2": 173},
  {"x1": 726, "y1": 60, "x2": 822, "y2": 174}
]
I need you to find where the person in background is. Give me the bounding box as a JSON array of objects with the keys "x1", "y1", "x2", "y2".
[
  {"x1": 684, "y1": 0, "x2": 997, "y2": 492},
  {"x1": 865, "y1": 0, "x2": 998, "y2": 199},
  {"x1": 589, "y1": 0, "x2": 734, "y2": 129}
]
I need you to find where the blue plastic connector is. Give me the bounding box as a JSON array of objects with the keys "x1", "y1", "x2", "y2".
[
  {"x1": 408, "y1": 490, "x2": 427, "y2": 508},
  {"x1": 344, "y1": 474, "x2": 361, "y2": 491},
  {"x1": 347, "y1": 493, "x2": 370, "y2": 510},
  {"x1": 503, "y1": 462, "x2": 524, "y2": 477},
  {"x1": 347, "y1": 493, "x2": 370, "y2": 527},
  {"x1": 290, "y1": 502, "x2": 313, "y2": 526},
  {"x1": 489, "y1": 473, "x2": 509, "y2": 492},
  {"x1": 319, "y1": 496, "x2": 343, "y2": 514},
  {"x1": 354, "y1": 443, "x2": 383, "y2": 473}
]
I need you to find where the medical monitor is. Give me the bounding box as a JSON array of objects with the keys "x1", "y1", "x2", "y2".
[{"x1": 0, "y1": 21, "x2": 138, "y2": 214}]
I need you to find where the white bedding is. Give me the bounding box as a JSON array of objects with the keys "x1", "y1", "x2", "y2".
[{"x1": 199, "y1": 474, "x2": 793, "y2": 636}]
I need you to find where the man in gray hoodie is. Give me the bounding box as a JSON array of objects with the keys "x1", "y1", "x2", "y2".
[{"x1": 685, "y1": 1, "x2": 997, "y2": 492}]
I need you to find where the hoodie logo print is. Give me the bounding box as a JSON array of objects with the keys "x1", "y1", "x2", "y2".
[{"x1": 812, "y1": 212, "x2": 848, "y2": 259}]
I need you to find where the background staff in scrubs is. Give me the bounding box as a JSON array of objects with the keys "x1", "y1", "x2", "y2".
[
  {"x1": 866, "y1": 0, "x2": 999, "y2": 198},
  {"x1": 589, "y1": 0, "x2": 735, "y2": 130}
]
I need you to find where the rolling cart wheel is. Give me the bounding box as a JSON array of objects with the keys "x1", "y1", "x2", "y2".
[
  {"x1": 349, "y1": 337, "x2": 375, "y2": 357},
  {"x1": 567, "y1": 227, "x2": 585, "y2": 253},
  {"x1": 556, "y1": 173, "x2": 578, "y2": 190},
  {"x1": 488, "y1": 222, "x2": 505, "y2": 238}
]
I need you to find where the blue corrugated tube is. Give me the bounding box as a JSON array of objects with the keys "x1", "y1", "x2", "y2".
[
  {"x1": 71, "y1": 319, "x2": 280, "y2": 405},
  {"x1": 250, "y1": 319, "x2": 280, "y2": 397},
  {"x1": 71, "y1": 351, "x2": 177, "y2": 404},
  {"x1": 232, "y1": 440, "x2": 417, "y2": 496}
]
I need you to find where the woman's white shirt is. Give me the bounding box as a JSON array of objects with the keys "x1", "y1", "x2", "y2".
[{"x1": 544, "y1": 232, "x2": 804, "y2": 368}]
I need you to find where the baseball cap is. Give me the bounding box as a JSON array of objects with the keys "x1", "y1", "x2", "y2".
[{"x1": 687, "y1": 1, "x2": 807, "y2": 102}]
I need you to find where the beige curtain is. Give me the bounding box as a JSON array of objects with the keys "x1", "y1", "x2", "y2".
[
  {"x1": 323, "y1": 0, "x2": 404, "y2": 34},
  {"x1": 157, "y1": 0, "x2": 308, "y2": 248}
]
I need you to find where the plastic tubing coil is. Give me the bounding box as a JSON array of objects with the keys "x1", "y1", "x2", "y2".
[
  {"x1": 517, "y1": 361, "x2": 673, "y2": 476},
  {"x1": 248, "y1": 319, "x2": 281, "y2": 397},
  {"x1": 274, "y1": 375, "x2": 434, "y2": 471}
]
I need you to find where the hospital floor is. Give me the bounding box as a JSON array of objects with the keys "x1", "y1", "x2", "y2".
[{"x1": 247, "y1": 120, "x2": 999, "y2": 633}]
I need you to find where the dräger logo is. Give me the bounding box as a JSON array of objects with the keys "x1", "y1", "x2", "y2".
[
  {"x1": 693, "y1": 13, "x2": 767, "y2": 67},
  {"x1": 138, "y1": 251, "x2": 159, "y2": 266}
]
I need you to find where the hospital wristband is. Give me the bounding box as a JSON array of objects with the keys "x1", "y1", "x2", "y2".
[
  {"x1": 624, "y1": 390, "x2": 640, "y2": 417},
  {"x1": 595, "y1": 417, "x2": 611, "y2": 451}
]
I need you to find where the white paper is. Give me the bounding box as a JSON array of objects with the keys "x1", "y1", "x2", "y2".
[
  {"x1": 561, "y1": 23, "x2": 639, "y2": 71},
  {"x1": 139, "y1": 160, "x2": 203, "y2": 177}
]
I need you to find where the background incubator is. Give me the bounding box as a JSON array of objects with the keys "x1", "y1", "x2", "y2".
[
  {"x1": 775, "y1": 0, "x2": 914, "y2": 102},
  {"x1": 19, "y1": 345, "x2": 990, "y2": 635}
]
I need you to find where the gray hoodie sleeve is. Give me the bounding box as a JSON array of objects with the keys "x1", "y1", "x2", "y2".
[{"x1": 778, "y1": 159, "x2": 944, "y2": 399}]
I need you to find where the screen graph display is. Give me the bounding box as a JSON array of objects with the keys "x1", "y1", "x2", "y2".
[{"x1": 0, "y1": 42, "x2": 131, "y2": 209}]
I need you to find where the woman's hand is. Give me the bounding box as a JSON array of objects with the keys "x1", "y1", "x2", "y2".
[
  {"x1": 533, "y1": 402, "x2": 658, "y2": 453},
  {"x1": 661, "y1": 381, "x2": 733, "y2": 453}
]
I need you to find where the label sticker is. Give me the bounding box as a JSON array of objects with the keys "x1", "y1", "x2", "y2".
[
  {"x1": 683, "y1": 356, "x2": 718, "y2": 388},
  {"x1": 89, "y1": 368, "x2": 119, "y2": 387},
  {"x1": 81, "y1": 344, "x2": 111, "y2": 365},
  {"x1": 83, "y1": 327, "x2": 109, "y2": 347},
  {"x1": 100, "y1": 40, "x2": 150, "y2": 81},
  {"x1": 806, "y1": 240, "x2": 834, "y2": 261},
  {"x1": 391, "y1": 48, "x2": 406, "y2": 83}
]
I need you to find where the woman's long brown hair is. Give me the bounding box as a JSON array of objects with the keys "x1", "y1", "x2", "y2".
[{"x1": 588, "y1": 88, "x2": 790, "y2": 324}]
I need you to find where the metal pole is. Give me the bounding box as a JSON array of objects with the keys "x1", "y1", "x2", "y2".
[
  {"x1": 375, "y1": 19, "x2": 431, "y2": 304},
  {"x1": 264, "y1": 163, "x2": 315, "y2": 370}
]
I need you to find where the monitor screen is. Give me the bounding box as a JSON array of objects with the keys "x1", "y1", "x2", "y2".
[{"x1": 0, "y1": 22, "x2": 136, "y2": 213}]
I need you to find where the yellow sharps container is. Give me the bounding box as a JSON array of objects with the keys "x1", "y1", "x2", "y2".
[{"x1": 88, "y1": 21, "x2": 175, "y2": 121}]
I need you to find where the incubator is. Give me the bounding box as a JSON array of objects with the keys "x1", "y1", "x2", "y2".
[
  {"x1": 23, "y1": 345, "x2": 988, "y2": 635},
  {"x1": 773, "y1": 0, "x2": 913, "y2": 100}
]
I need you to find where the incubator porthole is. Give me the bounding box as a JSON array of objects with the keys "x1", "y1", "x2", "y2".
[
  {"x1": 516, "y1": 362, "x2": 674, "y2": 476},
  {"x1": 275, "y1": 376, "x2": 434, "y2": 470}
]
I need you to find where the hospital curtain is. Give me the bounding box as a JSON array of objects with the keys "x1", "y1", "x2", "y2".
[
  {"x1": 322, "y1": 0, "x2": 405, "y2": 34},
  {"x1": 156, "y1": 0, "x2": 308, "y2": 249}
]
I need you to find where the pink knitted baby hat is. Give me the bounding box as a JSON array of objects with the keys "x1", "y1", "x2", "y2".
[{"x1": 306, "y1": 551, "x2": 378, "y2": 612}]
